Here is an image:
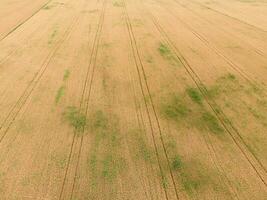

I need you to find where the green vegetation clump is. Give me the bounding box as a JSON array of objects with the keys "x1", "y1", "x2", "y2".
[
  {"x1": 48, "y1": 29, "x2": 57, "y2": 44},
  {"x1": 186, "y1": 88, "x2": 203, "y2": 104},
  {"x1": 162, "y1": 95, "x2": 191, "y2": 120},
  {"x1": 130, "y1": 129, "x2": 155, "y2": 163},
  {"x1": 50, "y1": 152, "x2": 67, "y2": 169},
  {"x1": 206, "y1": 85, "x2": 220, "y2": 99},
  {"x1": 63, "y1": 107, "x2": 86, "y2": 132},
  {"x1": 206, "y1": 73, "x2": 238, "y2": 98},
  {"x1": 102, "y1": 154, "x2": 126, "y2": 181},
  {"x1": 177, "y1": 159, "x2": 221, "y2": 195},
  {"x1": 169, "y1": 152, "x2": 219, "y2": 195},
  {"x1": 90, "y1": 110, "x2": 108, "y2": 131},
  {"x1": 201, "y1": 112, "x2": 224, "y2": 134},
  {"x1": 43, "y1": 5, "x2": 52, "y2": 10},
  {"x1": 161, "y1": 176, "x2": 169, "y2": 189},
  {"x1": 113, "y1": 1, "x2": 123, "y2": 7},
  {"x1": 55, "y1": 70, "x2": 71, "y2": 105},
  {"x1": 158, "y1": 43, "x2": 181, "y2": 67},
  {"x1": 138, "y1": 137, "x2": 154, "y2": 162},
  {"x1": 161, "y1": 91, "x2": 225, "y2": 136},
  {"x1": 217, "y1": 73, "x2": 237, "y2": 84},
  {"x1": 55, "y1": 86, "x2": 65, "y2": 104},
  {"x1": 180, "y1": 170, "x2": 209, "y2": 194},
  {"x1": 63, "y1": 70, "x2": 70, "y2": 81},
  {"x1": 87, "y1": 110, "x2": 126, "y2": 187},
  {"x1": 225, "y1": 73, "x2": 236, "y2": 80},
  {"x1": 158, "y1": 43, "x2": 171, "y2": 57},
  {"x1": 172, "y1": 155, "x2": 182, "y2": 170},
  {"x1": 102, "y1": 154, "x2": 114, "y2": 179}
]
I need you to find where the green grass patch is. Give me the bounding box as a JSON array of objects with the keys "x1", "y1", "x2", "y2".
[
  {"x1": 206, "y1": 73, "x2": 238, "y2": 99},
  {"x1": 90, "y1": 110, "x2": 108, "y2": 131},
  {"x1": 201, "y1": 112, "x2": 224, "y2": 134},
  {"x1": 137, "y1": 136, "x2": 154, "y2": 162},
  {"x1": 159, "y1": 43, "x2": 171, "y2": 56},
  {"x1": 87, "y1": 145, "x2": 100, "y2": 188},
  {"x1": 161, "y1": 175, "x2": 169, "y2": 189},
  {"x1": 248, "y1": 107, "x2": 261, "y2": 119},
  {"x1": 51, "y1": 29, "x2": 57, "y2": 38},
  {"x1": 87, "y1": 110, "x2": 126, "y2": 188},
  {"x1": 63, "y1": 70, "x2": 70, "y2": 81},
  {"x1": 113, "y1": 1, "x2": 123, "y2": 7},
  {"x1": 102, "y1": 154, "x2": 115, "y2": 179},
  {"x1": 172, "y1": 155, "x2": 182, "y2": 170},
  {"x1": 180, "y1": 170, "x2": 209, "y2": 194},
  {"x1": 50, "y1": 152, "x2": 67, "y2": 169},
  {"x1": 43, "y1": 5, "x2": 52, "y2": 10},
  {"x1": 177, "y1": 159, "x2": 224, "y2": 195},
  {"x1": 158, "y1": 43, "x2": 181, "y2": 67},
  {"x1": 171, "y1": 152, "x2": 219, "y2": 195},
  {"x1": 161, "y1": 95, "x2": 191, "y2": 121},
  {"x1": 55, "y1": 86, "x2": 65, "y2": 104},
  {"x1": 161, "y1": 92, "x2": 225, "y2": 136},
  {"x1": 89, "y1": 110, "x2": 121, "y2": 146},
  {"x1": 102, "y1": 154, "x2": 126, "y2": 181},
  {"x1": 48, "y1": 29, "x2": 57, "y2": 44},
  {"x1": 180, "y1": 165, "x2": 228, "y2": 196},
  {"x1": 63, "y1": 106, "x2": 86, "y2": 132},
  {"x1": 186, "y1": 88, "x2": 203, "y2": 104},
  {"x1": 206, "y1": 85, "x2": 220, "y2": 99},
  {"x1": 130, "y1": 129, "x2": 155, "y2": 163},
  {"x1": 220, "y1": 73, "x2": 236, "y2": 81}
]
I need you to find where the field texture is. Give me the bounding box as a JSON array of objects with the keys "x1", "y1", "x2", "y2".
[{"x1": 0, "y1": 0, "x2": 267, "y2": 199}]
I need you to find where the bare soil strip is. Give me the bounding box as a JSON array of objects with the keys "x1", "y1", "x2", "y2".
[{"x1": 0, "y1": 0, "x2": 52, "y2": 41}]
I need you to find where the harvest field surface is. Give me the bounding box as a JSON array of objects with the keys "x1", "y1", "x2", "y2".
[{"x1": 0, "y1": 0, "x2": 267, "y2": 199}]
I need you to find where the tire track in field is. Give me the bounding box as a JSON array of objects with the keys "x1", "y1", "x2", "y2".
[
  {"x1": 0, "y1": 0, "x2": 46, "y2": 20},
  {"x1": 128, "y1": 59, "x2": 161, "y2": 199},
  {"x1": 0, "y1": 0, "x2": 74, "y2": 67},
  {"x1": 0, "y1": 0, "x2": 75, "y2": 111},
  {"x1": 133, "y1": 100, "x2": 157, "y2": 199},
  {"x1": 119, "y1": 69, "x2": 153, "y2": 199},
  {"x1": 172, "y1": 0, "x2": 265, "y2": 57},
  {"x1": 161, "y1": 0, "x2": 262, "y2": 84},
  {"x1": 0, "y1": 2, "x2": 83, "y2": 196},
  {"x1": 126, "y1": 1, "x2": 238, "y2": 198},
  {"x1": 158, "y1": 0, "x2": 266, "y2": 99},
  {"x1": 116, "y1": 21, "x2": 153, "y2": 198},
  {"x1": 201, "y1": 128, "x2": 241, "y2": 199},
  {"x1": 142, "y1": 3, "x2": 267, "y2": 187},
  {"x1": 22, "y1": 0, "x2": 91, "y2": 197},
  {"x1": 125, "y1": 26, "x2": 164, "y2": 200},
  {"x1": 0, "y1": 0, "x2": 53, "y2": 42},
  {"x1": 58, "y1": 1, "x2": 107, "y2": 199},
  {"x1": 122, "y1": 0, "x2": 180, "y2": 199},
  {"x1": 69, "y1": 0, "x2": 107, "y2": 197},
  {"x1": 188, "y1": 0, "x2": 267, "y2": 33},
  {"x1": 166, "y1": 0, "x2": 265, "y2": 84},
  {"x1": 147, "y1": 2, "x2": 267, "y2": 189},
  {"x1": 0, "y1": 6, "x2": 81, "y2": 144}
]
